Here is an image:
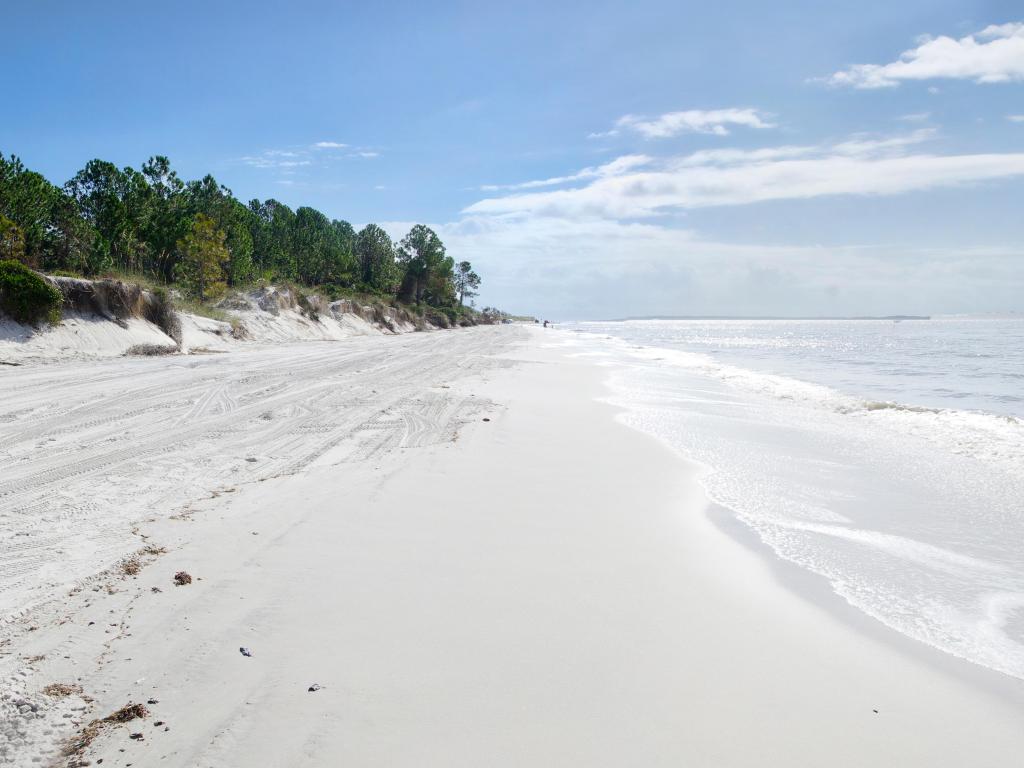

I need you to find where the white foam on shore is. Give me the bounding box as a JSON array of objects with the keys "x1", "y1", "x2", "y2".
[
  {"x1": 588, "y1": 333, "x2": 1024, "y2": 475},
  {"x1": 560, "y1": 329, "x2": 1024, "y2": 681}
]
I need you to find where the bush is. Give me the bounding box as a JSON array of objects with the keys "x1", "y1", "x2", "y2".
[
  {"x1": 424, "y1": 308, "x2": 454, "y2": 328},
  {"x1": 0, "y1": 260, "x2": 62, "y2": 324},
  {"x1": 440, "y1": 306, "x2": 459, "y2": 326},
  {"x1": 124, "y1": 343, "x2": 177, "y2": 356}
]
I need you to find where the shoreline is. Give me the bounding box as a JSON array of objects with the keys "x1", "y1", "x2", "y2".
[
  {"x1": 704, "y1": 502, "x2": 1024, "y2": 709},
  {"x1": 568, "y1": 327, "x2": 1024, "y2": 706},
  {"x1": 2, "y1": 326, "x2": 1023, "y2": 765},
  {"x1": 567, "y1": 321, "x2": 1024, "y2": 683}
]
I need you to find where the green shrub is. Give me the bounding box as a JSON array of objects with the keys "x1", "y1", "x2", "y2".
[
  {"x1": 440, "y1": 306, "x2": 459, "y2": 326},
  {"x1": 0, "y1": 260, "x2": 62, "y2": 324}
]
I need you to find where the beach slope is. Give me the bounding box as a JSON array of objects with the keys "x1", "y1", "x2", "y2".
[{"x1": 2, "y1": 326, "x2": 1023, "y2": 766}]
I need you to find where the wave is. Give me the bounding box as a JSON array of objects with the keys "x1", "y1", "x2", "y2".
[
  {"x1": 569, "y1": 329, "x2": 1024, "y2": 475},
  {"x1": 564, "y1": 329, "x2": 1024, "y2": 680}
]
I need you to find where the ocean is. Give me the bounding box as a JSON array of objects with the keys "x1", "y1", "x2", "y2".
[{"x1": 561, "y1": 317, "x2": 1024, "y2": 680}]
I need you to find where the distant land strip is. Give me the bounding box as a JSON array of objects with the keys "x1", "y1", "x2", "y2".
[{"x1": 604, "y1": 315, "x2": 933, "y2": 322}]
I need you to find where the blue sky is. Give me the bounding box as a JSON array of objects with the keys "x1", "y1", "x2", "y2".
[{"x1": 3, "y1": 0, "x2": 1024, "y2": 318}]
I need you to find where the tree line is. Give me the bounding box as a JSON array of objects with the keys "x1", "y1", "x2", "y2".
[{"x1": 0, "y1": 153, "x2": 481, "y2": 312}]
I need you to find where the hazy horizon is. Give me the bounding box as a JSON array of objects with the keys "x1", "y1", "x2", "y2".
[{"x1": 4, "y1": 1, "x2": 1023, "y2": 318}]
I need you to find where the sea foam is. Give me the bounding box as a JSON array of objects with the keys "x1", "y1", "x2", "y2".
[{"x1": 563, "y1": 318, "x2": 1024, "y2": 680}]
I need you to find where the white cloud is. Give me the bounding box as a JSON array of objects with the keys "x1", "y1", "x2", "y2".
[
  {"x1": 413, "y1": 214, "x2": 1024, "y2": 318},
  {"x1": 239, "y1": 142, "x2": 380, "y2": 170},
  {"x1": 480, "y1": 155, "x2": 651, "y2": 191},
  {"x1": 239, "y1": 151, "x2": 312, "y2": 169},
  {"x1": 464, "y1": 129, "x2": 1024, "y2": 220},
  {"x1": 827, "y1": 22, "x2": 1024, "y2": 88},
  {"x1": 829, "y1": 127, "x2": 937, "y2": 156},
  {"x1": 1008, "y1": 114, "x2": 1024, "y2": 122},
  {"x1": 375, "y1": 128, "x2": 1024, "y2": 317},
  {"x1": 898, "y1": 112, "x2": 932, "y2": 122},
  {"x1": 592, "y1": 108, "x2": 774, "y2": 139}
]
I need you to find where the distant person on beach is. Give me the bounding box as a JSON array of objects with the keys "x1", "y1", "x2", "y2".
[{"x1": 543, "y1": 320, "x2": 549, "y2": 328}]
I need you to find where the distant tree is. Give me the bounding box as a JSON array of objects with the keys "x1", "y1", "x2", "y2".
[
  {"x1": 0, "y1": 154, "x2": 63, "y2": 266},
  {"x1": 223, "y1": 199, "x2": 256, "y2": 285},
  {"x1": 292, "y1": 206, "x2": 335, "y2": 285},
  {"x1": 397, "y1": 224, "x2": 447, "y2": 305},
  {"x1": 64, "y1": 159, "x2": 150, "y2": 273},
  {"x1": 0, "y1": 215, "x2": 26, "y2": 263},
  {"x1": 355, "y1": 223, "x2": 398, "y2": 293},
  {"x1": 328, "y1": 219, "x2": 358, "y2": 286},
  {"x1": 422, "y1": 255, "x2": 456, "y2": 307},
  {"x1": 174, "y1": 214, "x2": 228, "y2": 302},
  {"x1": 248, "y1": 198, "x2": 296, "y2": 279},
  {"x1": 332, "y1": 219, "x2": 356, "y2": 255},
  {"x1": 140, "y1": 155, "x2": 187, "y2": 281},
  {"x1": 45, "y1": 194, "x2": 99, "y2": 274},
  {"x1": 185, "y1": 175, "x2": 255, "y2": 285},
  {"x1": 2, "y1": 151, "x2": 486, "y2": 307},
  {"x1": 453, "y1": 261, "x2": 480, "y2": 306}
]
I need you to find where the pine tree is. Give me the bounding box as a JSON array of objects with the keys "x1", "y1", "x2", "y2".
[{"x1": 174, "y1": 214, "x2": 228, "y2": 302}]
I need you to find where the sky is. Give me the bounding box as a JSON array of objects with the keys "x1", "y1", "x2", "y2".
[{"x1": 3, "y1": 0, "x2": 1024, "y2": 319}]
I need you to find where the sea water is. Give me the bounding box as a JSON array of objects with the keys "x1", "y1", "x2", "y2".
[{"x1": 561, "y1": 317, "x2": 1024, "y2": 680}]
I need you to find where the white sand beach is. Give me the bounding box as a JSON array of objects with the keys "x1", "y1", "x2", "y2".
[{"x1": 2, "y1": 326, "x2": 1024, "y2": 766}]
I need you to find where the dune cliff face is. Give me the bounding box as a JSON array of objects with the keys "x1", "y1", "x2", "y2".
[{"x1": 1, "y1": 277, "x2": 499, "y2": 364}]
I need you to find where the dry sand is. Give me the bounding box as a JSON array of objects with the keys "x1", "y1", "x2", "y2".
[{"x1": 2, "y1": 326, "x2": 1023, "y2": 766}]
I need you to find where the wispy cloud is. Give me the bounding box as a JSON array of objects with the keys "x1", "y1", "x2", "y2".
[
  {"x1": 480, "y1": 155, "x2": 651, "y2": 191},
  {"x1": 1008, "y1": 114, "x2": 1024, "y2": 122},
  {"x1": 464, "y1": 129, "x2": 1024, "y2": 219},
  {"x1": 590, "y1": 108, "x2": 774, "y2": 139},
  {"x1": 238, "y1": 141, "x2": 381, "y2": 171},
  {"x1": 239, "y1": 150, "x2": 312, "y2": 169},
  {"x1": 825, "y1": 22, "x2": 1024, "y2": 88},
  {"x1": 829, "y1": 127, "x2": 938, "y2": 156}
]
